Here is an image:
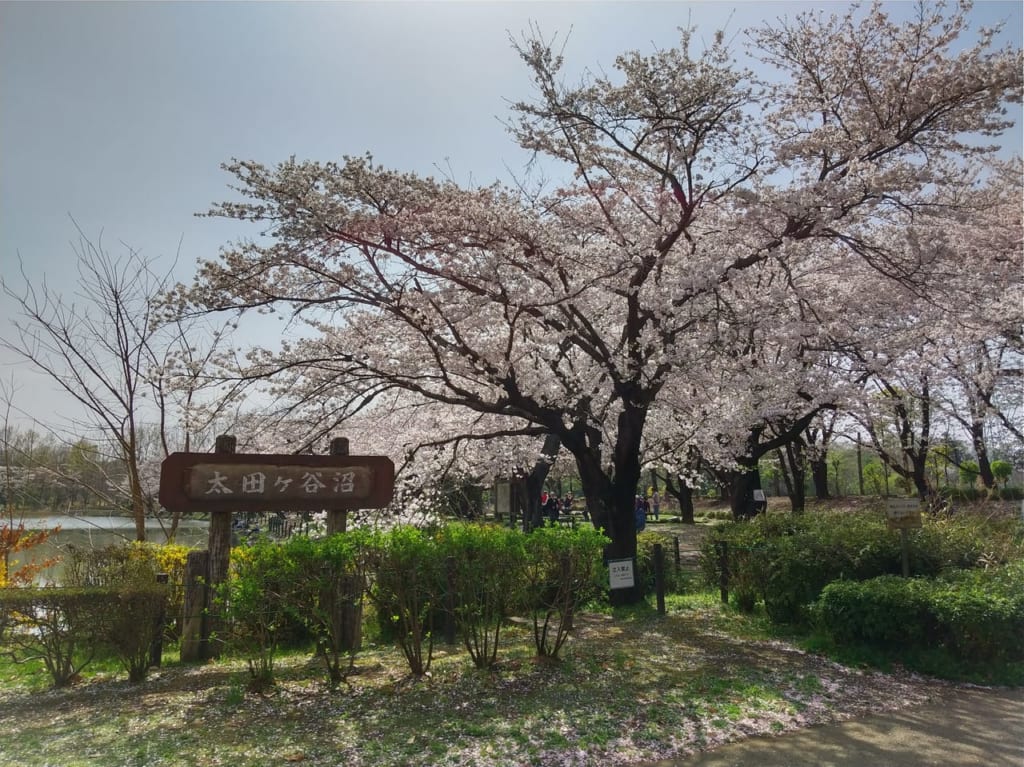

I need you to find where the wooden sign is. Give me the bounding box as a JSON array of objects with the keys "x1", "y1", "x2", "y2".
[
  {"x1": 159, "y1": 452, "x2": 394, "y2": 513},
  {"x1": 885, "y1": 498, "x2": 923, "y2": 530}
]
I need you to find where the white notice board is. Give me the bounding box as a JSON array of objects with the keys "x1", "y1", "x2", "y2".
[{"x1": 608, "y1": 558, "x2": 636, "y2": 589}]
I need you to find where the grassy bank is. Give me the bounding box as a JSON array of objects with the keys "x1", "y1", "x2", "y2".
[{"x1": 0, "y1": 593, "x2": 959, "y2": 767}]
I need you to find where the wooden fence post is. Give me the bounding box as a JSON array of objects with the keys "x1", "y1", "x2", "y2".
[
  {"x1": 654, "y1": 543, "x2": 666, "y2": 615},
  {"x1": 148, "y1": 572, "x2": 169, "y2": 668},
  {"x1": 444, "y1": 556, "x2": 457, "y2": 646},
  {"x1": 716, "y1": 541, "x2": 729, "y2": 605},
  {"x1": 180, "y1": 550, "x2": 210, "y2": 662}
]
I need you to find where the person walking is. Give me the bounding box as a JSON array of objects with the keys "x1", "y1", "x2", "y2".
[{"x1": 634, "y1": 495, "x2": 647, "y2": 532}]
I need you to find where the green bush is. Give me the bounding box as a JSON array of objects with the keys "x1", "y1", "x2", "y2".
[
  {"x1": 930, "y1": 564, "x2": 1024, "y2": 662},
  {"x1": 699, "y1": 515, "x2": 824, "y2": 620},
  {"x1": 60, "y1": 544, "x2": 170, "y2": 683},
  {"x1": 0, "y1": 587, "x2": 110, "y2": 687},
  {"x1": 523, "y1": 525, "x2": 607, "y2": 659},
  {"x1": 437, "y1": 523, "x2": 526, "y2": 669},
  {"x1": 62, "y1": 540, "x2": 193, "y2": 643},
  {"x1": 222, "y1": 541, "x2": 297, "y2": 691},
  {"x1": 814, "y1": 563, "x2": 1024, "y2": 663},
  {"x1": 997, "y1": 485, "x2": 1023, "y2": 501},
  {"x1": 62, "y1": 544, "x2": 159, "y2": 587},
  {"x1": 366, "y1": 526, "x2": 445, "y2": 676},
  {"x1": 635, "y1": 531, "x2": 686, "y2": 598},
  {"x1": 939, "y1": 486, "x2": 983, "y2": 502},
  {"x1": 280, "y1": 533, "x2": 370, "y2": 687},
  {"x1": 98, "y1": 583, "x2": 171, "y2": 683},
  {"x1": 130, "y1": 542, "x2": 192, "y2": 640},
  {"x1": 914, "y1": 514, "x2": 1024, "y2": 572},
  {"x1": 701, "y1": 510, "x2": 1024, "y2": 626},
  {"x1": 814, "y1": 576, "x2": 936, "y2": 647}
]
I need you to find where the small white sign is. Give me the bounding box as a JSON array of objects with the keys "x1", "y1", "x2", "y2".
[
  {"x1": 886, "y1": 498, "x2": 921, "y2": 518},
  {"x1": 608, "y1": 558, "x2": 635, "y2": 590},
  {"x1": 752, "y1": 489, "x2": 766, "y2": 502},
  {"x1": 885, "y1": 498, "x2": 923, "y2": 529}
]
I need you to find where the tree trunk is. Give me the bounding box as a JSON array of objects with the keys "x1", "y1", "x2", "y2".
[
  {"x1": 969, "y1": 421, "x2": 995, "y2": 489},
  {"x1": 804, "y1": 419, "x2": 834, "y2": 501},
  {"x1": 728, "y1": 464, "x2": 764, "y2": 521},
  {"x1": 810, "y1": 457, "x2": 830, "y2": 500},
  {"x1": 523, "y1": 433, "x2": 562, "y2": 531},
  {"x1": 523, "y1": 473, "x2": 545, "y2": 531},
  {"x1": 127, "y1": 454, "x2": 147, "y2": 542},
  {"x1": 664, "y1": 474, "x2": 695, "y2": 524},
  {"x1": 565, "y1": 407, "x2": 645, "y2": 605},
  {"x1": 778, "y1": 440, "x2": 807, "y2": 514}
]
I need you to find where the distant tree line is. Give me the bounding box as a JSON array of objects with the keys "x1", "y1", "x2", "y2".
[{"x1": 1, "y1": 428, "x2": 132, "y2": 512}]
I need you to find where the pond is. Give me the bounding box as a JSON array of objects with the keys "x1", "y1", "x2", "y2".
[{"x1": 7, "y1": 514, "x2": 210, "y2": 585}]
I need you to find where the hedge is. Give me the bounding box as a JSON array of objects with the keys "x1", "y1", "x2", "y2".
[
  {"x1": 0, "y1": 584, "x2": 168, "y2": 686},
  {"x1": 701, "y1": 510, "x2": 1024, "y2": 625},
  {"x1": 814, "y1": 562, "x2": 1024, "y2": 663}
]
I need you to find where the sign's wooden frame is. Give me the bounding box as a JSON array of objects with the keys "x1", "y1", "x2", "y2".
[{"x1": 159, "y1": 452, "x2": 395, "y2": 513}]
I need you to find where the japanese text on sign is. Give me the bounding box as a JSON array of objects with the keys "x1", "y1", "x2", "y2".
[
  {"x1": 608, "y1": 558, "x2": 636, "y2": 590},
  {"x1": 885, "y1": 498, "x2": 923, "y2": 529},
  {"x1": 187, "y1": 464, "x2": 373, "y2": 502}
]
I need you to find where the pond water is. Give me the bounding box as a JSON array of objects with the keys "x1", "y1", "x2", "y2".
[{"x1": 7, "y1": 514, "x2": 210, "y2": 585}]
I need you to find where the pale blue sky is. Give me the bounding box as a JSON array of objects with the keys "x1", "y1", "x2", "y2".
[{"x1": 1, "y1": 0, "x2": 1021, "y2": 426}]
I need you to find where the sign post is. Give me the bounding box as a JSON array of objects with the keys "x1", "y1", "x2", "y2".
[
  {"x1": 160, "y1": 437, "x2": 394, "y2": 661},
  {"x1": 885, "y1": 498, "x2": 923, "y2": 577}
]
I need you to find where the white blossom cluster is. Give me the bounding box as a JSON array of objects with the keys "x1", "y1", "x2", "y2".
[{"x1": 168, "y1": 1, "x2": 1021, "y2": 539}]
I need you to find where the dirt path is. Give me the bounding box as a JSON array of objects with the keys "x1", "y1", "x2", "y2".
[{"x1": 639, "y1": 684, "x2": 1024, "y2": 767}]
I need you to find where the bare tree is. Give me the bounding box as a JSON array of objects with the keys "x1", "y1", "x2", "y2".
[{"x1": 1, "y1": 224, "x2": 236, "y2": 541}]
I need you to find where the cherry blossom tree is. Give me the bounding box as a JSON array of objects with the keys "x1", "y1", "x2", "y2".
[
  {"x1": 833, "y1": 153, "x2": 1023, "y2": 499},
  {"x1": 931, "y1": 337, "x2": 1021, "y2": 490},
  {"x1": 929, "y1": 162, "x2": 1024, "y2": 484},
  {"x1": 174, "y1": 1, "x2": 1021, "y2": 596}
]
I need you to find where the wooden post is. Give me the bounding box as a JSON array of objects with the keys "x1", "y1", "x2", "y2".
[
  {"x1": 180, "y1": 550, "x2": 210, "y2": 662},
  {"x1": 900, "y1": 527, "x2": 911, "y2": 578},
  {"x1": 149, "y1": 572, "x2": 169, "y2": 668},
  {"x1": 673, "y1": 536, "x2": 681, "y2": 573},
  {"x1": 327, "y1": 437, "x2": 350, "y2": 534},
  {"x1": 325, "y1": 437, "x2": 364, "y2": 651},
  {"x1": 204, "y1": 434, "x2": 236, "y2": 659},
  {"x1": 444, "y1": 556, "x2": 457, "y2": 646},
  {"x1": 716, "y1": 541, "x2": 729, "y2": 605},
  {"x1": 654, "y1": 543, "x2": 666, "y2": 615}
]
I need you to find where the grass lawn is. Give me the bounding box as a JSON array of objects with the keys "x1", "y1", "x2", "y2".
[{"x1": 0, "y1": 592, "x2": 955, "y2": 767}]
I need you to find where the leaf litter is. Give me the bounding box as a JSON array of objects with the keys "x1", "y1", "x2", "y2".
[{"x1": 0, "y1": 603, "x2": 956, "y2": 767}]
